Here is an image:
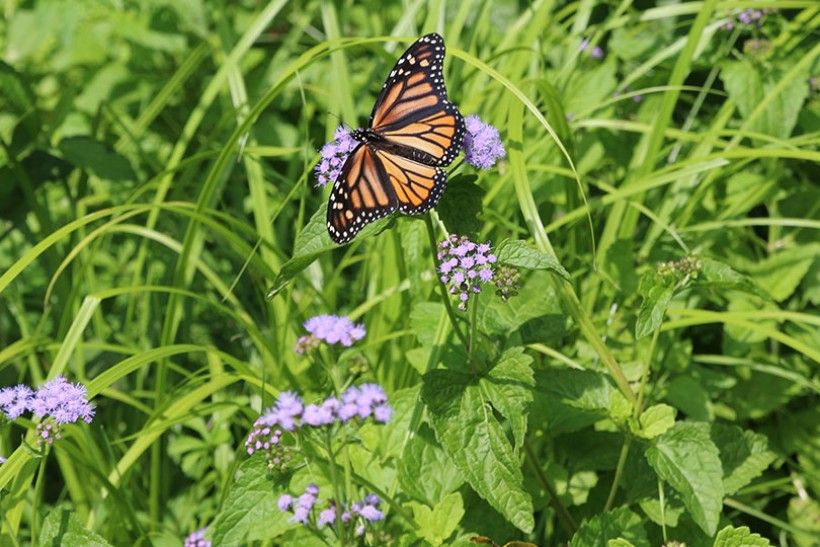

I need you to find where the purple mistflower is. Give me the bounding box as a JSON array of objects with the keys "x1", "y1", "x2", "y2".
[
  {"x1": 590, "y1": 46, "x2": 604, "y2": 60},
  {"x1": 318, "y1": 503, "x2": 338, "y2": 527},
  {"x1": 358, "y1": 504, "x2": 384, "y2": 522},
  {"x1": 184, "y1": 527, "x2": 211, "y2": 547},
  {"x1": 0, "y1": 455, "x2": 6, "y2": 465},
  {"x1": 437, "y1": 235, "x2": 497, "y2": 311},
  {"x1": 340, "y1": 384, "x2": 393, "y2": 423},
  {"x1": 463, "y1": 115, "x2": 506, "y2": 170},
  {"x1": 0, "y1": 384, "x2": 32, "y2": 420},
  {"x1": 278, "y1": 494, "x2": 293, "y2": 512},
  {"x1": 315, "y1": 126, "x2": 357, "y2": 187},
  {"x1": 30, "y1": 377, "x2": 94, "y2": 424},
  {"x1": 294, "y1": 335, "x2": 321, "y2": 355},
  {"x1": 302, "y1": 403, "x2": 335, "y2": 426},
  {"x1": 304, "y1": 314, "x2": 366, "y2": 347},
  {"x1": 579, "y1": 38, "x2": 590, "y2": 52}
]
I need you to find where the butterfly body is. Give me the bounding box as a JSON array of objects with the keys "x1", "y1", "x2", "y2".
[{"x1": 326, "y1": 33, "x2": 465, "y2": 244}]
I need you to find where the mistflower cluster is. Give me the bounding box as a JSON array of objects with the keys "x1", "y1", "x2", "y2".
[
  {"x1": 0, "y1": 455, "x2": 6, "y2": 465},
  {"x1": 657, "y1": 256, "x2": 702, "y2": 279},
  {"x1": 463, "y1": 115, "x2": 506, "y2": 170},
  {"x1": 720, "y1": 8, "x2": 775, "y2": 30},
  {"x1": 579, "y1": 38, "x2": 604, "y2": 60},
  {"x1": 315, "y1": 126, "x2": 358, "y2": 187},
  {"x1": 295, "y1": 314, "x2": 366, "y2": 354},
  {"x1": 279, "y1": 485, "x2": 384, "y2": 535},
  {"x1": 246, "y1": 386, "x2": 392, "y2": 463},
  {"x1": 494, "y1": 265, "x2": 522, "y2": 301},
  {"x1": 437, "y1": 235, "x2": 497, "y2": 311},
  {"x1": 184, "y1": 527, "x2": 211, "y2": 547},
  {"x1": 0, "y1": 377, "x2": 94, "y2": 447}
]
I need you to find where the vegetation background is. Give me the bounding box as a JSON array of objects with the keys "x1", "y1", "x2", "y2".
[{"x1": 0, "y1": 0, "x2": 818, "y2": 545}]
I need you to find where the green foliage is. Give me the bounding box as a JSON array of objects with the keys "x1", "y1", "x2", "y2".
[{"x1": 0, "y1": 1, "x2": 816, "y2": 545}]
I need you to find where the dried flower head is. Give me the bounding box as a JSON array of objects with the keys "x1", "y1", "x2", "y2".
[
  {"x1": 315, "y1": 126, "x2": 358, "y2": 187},
  {"x1": 657, "y1": 256, "x2": 702, "y2": 279},
  {"x1": 463, "y1": 116, "x2": 506, "y2": 170},
  {"x1": 184, "y1": 527, "x2": 211, "y2": 547},
  {"x1": 303, "y1": 315, "x2": 366, "y2": 347},
  {"x1": 437, "y1": 235, "x2": 497, "y2": 311},
  {"x1": 494, "y1": 266, "x2": 522, "y2": 301},
  {"x1": 0, "y1": 384, "x2": 32, "y2": 420}
]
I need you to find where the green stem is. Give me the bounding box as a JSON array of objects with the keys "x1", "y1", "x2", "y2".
[
  {"x1": 603, "y1": 436, "x2": 631, "y2": 512},
  {"x1": 30, "y1": 449, "x2": 49, "y2": 545},
  {"x1": 658, "y1": 478, "x2": 668, "y2": 544},
  {"x1": 523, "y1": 440, "x2": 577, "y2": 537},
  {"x1": 324, "y1": 430, "x2": 347, "y2": 547},
  {"x1": 468, "y1": 290, "x2": 479, "y2": 358},
  {"x1": 424, "y1": 215, "x2": 470, "y2": 349}
]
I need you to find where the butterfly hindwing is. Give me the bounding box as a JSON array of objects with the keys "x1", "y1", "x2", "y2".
[
  {"x1": 374, "y1": 148, "x2": 446, "y2": 215},
  {"x1": 327, "y1": 144, "x2": 397, "y2": 244},
  {"x1": 369, "y1": 33, "x2": 465, "y2": 166}
]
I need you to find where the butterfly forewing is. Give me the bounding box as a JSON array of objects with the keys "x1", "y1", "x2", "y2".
[
  {"x1": 368, "y1": 33, "x2": 465, "y2": 166},
  {"x1": 327, "y1": 144, "x2": 398, "y2": 244},
  {"x1": 374, "y1": 148, "x2": 447, "y2": 214}
]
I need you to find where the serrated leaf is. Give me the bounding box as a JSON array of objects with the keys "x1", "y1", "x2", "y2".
[
  {"x1": 645, "y1": 422, "x2": 723, "y2": 536},
  {"x1": 712, "y1": 525, "x2": 772, "y2": 547},
  {"x1": 400, "y1": 423, "x2": 464, "y2": 504},
  {"x1": 531, "y1": 368, "x2": 616, "y2": 434},
  {"x1": 209, "y1": 455, "x2": 291, "y2": 545},
  {"x1": 665, "y1": 375, "x2": 713, "y2": 421},
  {"x1": 710, "y1": 424, "x2": 775, "y2": 495},
  {"x1": 437, "y1": 174, "x2": 484, "y2": 235},
  {"x1": 58, "y1": 135, "x2": 136, "y2": 181},
  {"x1": 570, "y1": 507, "x2": 649, "y2": 547},
  {"x1": 696, "y1": 257, "x2": 767, "y2": 298},
  {"x1": 746, "y1": 245, "x2": 819, "y2": 302},
  {"x1": 38, "y1": 507, "x2": 112, "y2": 547},
  {"x1": 408, "y1": 491, "x2": 465, "y2": 546},
  {"x1": 495, "y1": 239, "x2": 570, "y2": 280},
  {"x1": 478, "y1": 271, "x2": 563, "y2": 336},
  {"x1": 422, "y1": 369, "x2": 534, "y2": 533},
  {"x1": 479, "y1": 347, "x2": 534, "y2": 449},
  {"x1": 635, "y1": 275, "x2": 674, "y2": 339},
  {"x1": 635, "y1": 404, "x2": 676, "y2": 439}
]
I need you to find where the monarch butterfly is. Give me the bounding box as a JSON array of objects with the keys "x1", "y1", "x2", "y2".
[{"x1": 326, "y1": 33, "x2": 465, "y2": 244}]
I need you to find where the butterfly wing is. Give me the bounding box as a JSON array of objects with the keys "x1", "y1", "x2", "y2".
[
  {"x1": 327, "y1": 144, "x2": 397, "y2": 244},
  {"x1": 369, "y1": 33, "x2": 465, "y2": 166},
  {"x1": 373, "y1": 148, "x2": 446, "y2": 215}
]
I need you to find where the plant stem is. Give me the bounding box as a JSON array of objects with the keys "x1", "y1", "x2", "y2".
[
  {"x1": 523, "y1": 440, "x2": 577, "y2": 537},
  {"x1": 324, "y1": 430, "x2": 347, "y2": 547},
  {"x1": 424, "y1": 215, "x2": 469, "y2": 349},
  {"x1": 30, "y1": 450, "x2": 48, "y2": 545},
  {"x1": 658, "y1": 478, "x2": 668, "y2": 543},
  {"x1": 603, "y1": 436, "x2": 631, "y2": 512}
]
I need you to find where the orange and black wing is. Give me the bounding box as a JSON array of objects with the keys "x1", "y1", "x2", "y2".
[
  {"x1": 368, "y1": 33, "x2": 465, "y2": 166},
  {"x1": 373, "y1": 148, "x2": 446, "y2": 215},
  {"x1": 327, "y1": 144, "x2": 397, "y2": 244}
]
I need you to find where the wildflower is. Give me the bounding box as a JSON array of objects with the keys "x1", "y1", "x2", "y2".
[
  {"x1": 303, "y1": 315, "x2": 366, "y2": 347},
  {"x1": 590, "y1": 46, "x2": 604, "y2": 60},
  {"x1": 318, "y1": 502, "x2": 338, "y2": 527},
  {"x1": 278, "y1": 494, "x2": 293, "y2": 512},
  {"x1": 579, "y1": 38, "x2": 590, "y2": 52},
  {"x1": 0, "y1": 455, "x2": 6, "y2": 465},
  {"x1": 0, "y1": 384, "x2": 32, "y2": 420},
  {"x1": 294, "y1": 335, "x2": 321, "y2": 355},
  {"x1": 494, "y1": 265, "x2": 522, "y2": 301},
  {"x1": 437, "y1": 235, "x2": 497, "y2": 311},
  {"x1": 184, "y1": 527, "x2": 211, "y2": 547},
  {"x1": 29, "y1": 377, "x2": 94, "y2": 424},
  {"x1": 463, "y1": 115, "x2": 506, "y2": 170},
  {"x1": 315, "y1": 126, "x2": 358, "y2": 187}
]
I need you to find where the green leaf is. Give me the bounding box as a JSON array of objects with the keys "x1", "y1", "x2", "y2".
[
  {"x1": 665, "y1": 375, "x2": 713, "y2": 421},
  {"x1": 710, "y1": 424, "x2": 776, "y2": 495},
  {"x1": 422, "y1": 369, "x2": 534, "y2": 533},
  {"x1": 478, "y1": 271, "x2": 563, "y2": 337},
  {"x1": 209, "y1": 455, "x2": 291, "y2": 545},
  {"x1": 436, "y1": 174, "x2": 484, "y2": 235},
  {"x1": 267, "y1": 202, "x2": 391, "y2": 296},
  {"x1": 38, "y1": 507, "x2": 112, "y2": 547},
  {"x1": 696, "y1": 257, "x2": 766, "y2": 298},
  {"x1": 635, "y1": 273, "x2": 674, "y2": 339},
  {"x1": 407, "y1": 491, "x2": 465, "y2": 546},
  {"x1": 634, "y1": 404, "x2": 676, "y2": 439},
  {"x1": 479, "y1": 347, "x2": 534, "y2": 449},
  {"x1": 399, "y1": 423, "x2": 464, "y2": 504},
  {"x1": 531, "y1": 368, "x2": 616, "y2": 434},
  {"x1": 721, "y1": 59, "x2": 809, "y2": 139},
  {"x1": 569, "y1": 507, "x2": 649, "y2": 547},
  {"x1": 645, "y1": 422, "x2": 723, "y2": 536},
  {"x1": 712, "y1": 525, "x2": 772, "y2": 547},
  {"x1": 746, "y1": 245, "x2": 819, "y2": 302},
  {"x1": 495, "y1": 239, "x2": 570, "y2": 280},
  {"x1": 58, "y1": 135, "x2": 136, "y2": 181}
]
